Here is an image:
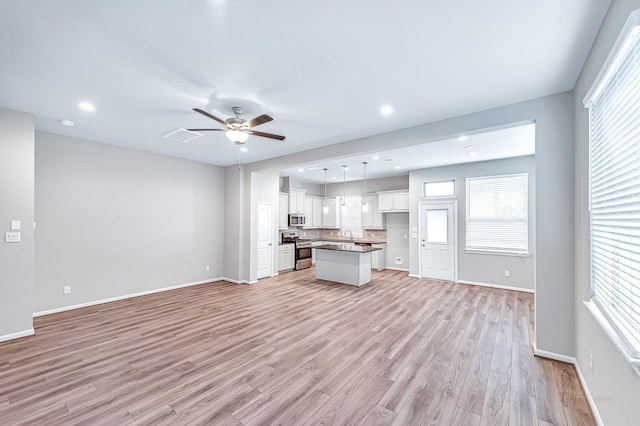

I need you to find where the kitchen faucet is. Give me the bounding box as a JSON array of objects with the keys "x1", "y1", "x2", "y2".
[{"x1": 344, "y1": 229, "x2": 353, "y2": 241}]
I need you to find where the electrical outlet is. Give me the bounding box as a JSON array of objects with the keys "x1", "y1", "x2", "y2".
[
  {"x1": 63, "y1": 286, "x2": 71, "y2": 295},
  {"x1": 205, "y1": 265, "x2": 210, "y2": 272},
  {"x1": 5, "y1": 232, "x2": 21, "y2": 243},
  {"x1": 504, "y1": 270, "x2": 510, "y2": 277},
  {"x1": 395, "y1": 257, "x2": 402, "y2": 265}
]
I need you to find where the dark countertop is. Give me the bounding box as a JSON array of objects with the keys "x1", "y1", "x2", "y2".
[
  {"x1": 298, "y1": 238, "x2": 386, "y2": 244},
  {"x1": 314, "y1": 243, "x2": 382, "y2": 253}
]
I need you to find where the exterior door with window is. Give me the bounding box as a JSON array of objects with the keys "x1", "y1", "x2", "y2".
[{"x1": 420, "y1": 203, "x2": 456, "y2": 281}]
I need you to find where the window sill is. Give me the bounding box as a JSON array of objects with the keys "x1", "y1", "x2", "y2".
[
  {"x1": 583, "y1": 300, "x2": 640, "y2": 376},
  {"x1": 464, "y1": 249, "x2": 531, "y2": 258}
]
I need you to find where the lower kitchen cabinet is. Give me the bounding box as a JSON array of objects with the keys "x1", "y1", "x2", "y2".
[
  {"x1": 278, "y1": 244, "x2": 295, "y2": 271},
  {"x1": 371, "y1": 243, "x2": 386, "y2": 271}
]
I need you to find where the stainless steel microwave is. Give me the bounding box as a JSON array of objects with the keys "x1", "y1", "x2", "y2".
[{"x1": 288, "y1": 214, "x2": 306, "y2": 226}]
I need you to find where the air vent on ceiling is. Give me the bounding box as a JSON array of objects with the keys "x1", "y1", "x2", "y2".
[
  {"x1": 163, "y1": 128, "x2": 203, "y2": 143},
  {"x1": 383, "y1": 158, "x2": 394, "y2": 162}
]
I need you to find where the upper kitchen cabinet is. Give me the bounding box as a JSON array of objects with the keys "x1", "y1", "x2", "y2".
[
  {"x1": 378, "y1": 190, "x2": 410, "y2": 212},
  {"x1": 362, "y1": 195, "x2": 384, "y2": 228},
  {"x1": 288, "y1": 188, "x2": 306, "y2": 214},
  {"x1": 322, "y1": 196, "x2": 341, "y2": 228},
  {"x1": 303, "y1": 195, "x2": 324, "y2": 228},
  {"x1": 312, "y1": 197, "x2": 323, "y2": 227},
  {"x1": 279, "y1": 193, "x2": 289, "y2": 229}
]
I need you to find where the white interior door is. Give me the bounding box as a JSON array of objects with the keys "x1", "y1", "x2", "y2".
[
  {"x1": 420, "y1": 203, "x2": 456, "y2": 281},
  {"x1": 257, "y1": 203, "x2": 273, "y2": 279}
]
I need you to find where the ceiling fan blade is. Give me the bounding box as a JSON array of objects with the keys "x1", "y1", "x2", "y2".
[
  {"x1": 193, "y1": 108, "x2": 228, "y2": 126},
  {"x1": 186, "y1": 128, "x2": 225, "y2": 132},
  {"x1": 248, "y1": 130, "x2": 286, "y2": 141},
  {"x1": 247, "y1": 114, "x2": 273, "y2": 128}
]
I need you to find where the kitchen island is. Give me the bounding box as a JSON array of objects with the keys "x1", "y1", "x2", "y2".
[{"x1": 314, "y1": 244, "x2": 382, "y2": 287}]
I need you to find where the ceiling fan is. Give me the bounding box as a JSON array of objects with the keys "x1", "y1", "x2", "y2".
[{"x1": 188, "y1": 106, "x2": 286, "y2": 145}]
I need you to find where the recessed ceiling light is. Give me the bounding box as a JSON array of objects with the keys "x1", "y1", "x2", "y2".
[
  {"x1": 78, "y1": 102, "x2": 95, "y2": 112},
  {"x1": 468, "y1": 152, "x2": 477, "y2": 157},
  {"x1": 331, "y1": 176, "x2": 337, "y2": 180},
  {"x1": 372, "y1": 155, "x2": 380, "y2": 160},
  {"x1": 240, "y1": 147, "x2": 248, "y2": 152},
  {"x1": 298, "y1": 169, "x2": 304, "y2": 172},
  {"x1": 60, "y1": 119, "x2": 74, "y2": 127},
  {"x1": 380, "y1": 106, "x2": 394, "y2": 116},
  {"x1": 394, "y1": 166, "x2": 401, "y2": 170},
  {"x1": 464, "y1": 145, "x2": 473, "y2": 150},
  {"x1": 457, "y1": 135, "x2": 469, "y2": 142}
]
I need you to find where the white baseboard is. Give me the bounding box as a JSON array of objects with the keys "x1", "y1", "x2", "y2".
[
  {"x1": 223, "y1": 278, "x2": 258, "y2": 285},
  {"x1": 532, "y1": 343, "x2": 577, "y2": 364},
  {"x1": 33, "y1": 278, "x2": 224, "y2": 317},
  {"x1": 0, "y1": 328, "x2": 35, "y2": 343},
  {"x1": 574, "y1": 361, "x2": 604, "y2": 426},
  {"x1": 456, "y1": 279, "x2": 534, "y2": 294},
  {"x1": 532, "y1": 343, "x2": 603, "y2": 426},
  {"x1": 386, "y1": 267, "x2": 409, "y2": 272},
  {"x1": 408, "y1": 274, "x2": 420, "y2": 278}
]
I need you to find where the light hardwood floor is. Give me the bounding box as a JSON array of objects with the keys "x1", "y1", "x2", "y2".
[{"x1": 0, "y1": 269, "x2": 595, "y2": 425}]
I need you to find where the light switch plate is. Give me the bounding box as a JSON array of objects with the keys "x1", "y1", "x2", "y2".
[
  {"x1": 10, "y1": 220, "x2": 21, "y2": 230},
  {"x1": 5, "y1": 232, "x2": 21, "y2": 243}
]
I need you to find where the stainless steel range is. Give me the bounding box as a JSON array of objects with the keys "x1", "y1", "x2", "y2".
[{"x1": 281, "y1": 231, "x2": 312, "y2": 270}]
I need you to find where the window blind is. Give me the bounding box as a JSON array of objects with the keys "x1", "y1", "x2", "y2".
[
  {"x1": 465, "y1": 174, "x2": 528, "y2": 253},
  {"x1": 588, "y1": 23, "x2": 640, "y2": 358}
]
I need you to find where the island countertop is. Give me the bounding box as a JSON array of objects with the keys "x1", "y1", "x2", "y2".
[{"x1": 314, "y1": 244, "x2": 382, "y2": 253}]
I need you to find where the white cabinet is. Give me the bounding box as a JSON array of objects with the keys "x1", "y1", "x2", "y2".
[
  {"x1": 371, "y1": 243, "x2": 386, "y2": 271},
  {"x1": 303, "y1": 196, "x2": 325, "y2": 228},
  {"x1": 377, "y1": 191, "x2": 410, "y2": 212},
  {"x1": 278, "y1": 244, "x2": 295, "y2": 271},
  {"x1": 279, "y1": 193, "x2": 289, "y2": 229},
  {"x1": 312, "y1": 197, "x2": 323, "y2": 227},
  {"x1": 304, "y1": 196, "x2": 313, "y2": 226},
  {"x1": 362, "y1": 196, "x2": 384, "y2": 228},
  {"x1": 394, "y1": 193, "x2": 410, "y2": 210},
  {"x1": 322, "y1": 196, "x2": 341, "y2": 228},
  {"x1": 288, "y1": 189, "x2": 306, "y2": 214}
]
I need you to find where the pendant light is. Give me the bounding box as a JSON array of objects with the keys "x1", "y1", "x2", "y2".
[
  {"x1": 322, "y1": 168, "x2": 329, "y2": 215},
  {"x1": 362, "y1": 161, "x2": 369, "y2": 213},
  {"x1": 341, "y1": 165, "x2": 348, "y2": 208}
]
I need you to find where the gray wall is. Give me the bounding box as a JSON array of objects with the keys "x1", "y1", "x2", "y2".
[
  {"x1": 325, "y1": 175, "x2": 409, "y2": 197},
  {"x1": 385, "y1": 213, "x2": 410, "y2": 270},
  {"x1": 573, "y1": 1, "x2": 640, "y2": 424},
  {"x1": 0, "y1": 107, "x2": 34, "y2": 340},
  {"x1": 409, "y1": 156, "x2": 536, "y2": 290},
  {"x1": 223, "y1": 165, "x2": 245, "y2": 283},
  {"x1": 34, "y1": 132, "x2": 225, "y2": 312},
  {"x1": 245, "y1": 92, "x2": 575, "y2": 358}
]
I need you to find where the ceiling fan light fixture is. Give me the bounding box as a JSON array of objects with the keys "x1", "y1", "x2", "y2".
[{"x1": 225, "y1": 130, "x2": 249, "y2": 144}]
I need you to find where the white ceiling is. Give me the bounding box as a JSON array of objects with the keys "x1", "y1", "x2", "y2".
[
  {"x1": 280, "y1": 123, "x2": 536, "y2": 184},
  {"x1": 0, "y1": 1, "x2": 609, "y2": 167}
]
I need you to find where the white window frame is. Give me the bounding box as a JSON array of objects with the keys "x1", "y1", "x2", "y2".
[
  {"x1": 583, "y1": 10, "x2": 640, "y2": 369},
  {"x1": 465, "y1": 173, "x2": 529, "y2": 257},
  {"x1": 423, "y1": 179, "x2": 456, "y2": 198}
]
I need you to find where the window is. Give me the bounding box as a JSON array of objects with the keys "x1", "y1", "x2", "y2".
[
  {"x1": 424, "y1": 180, "x2": 455, "y2": 198},
  {"x1": 341, "y1": 196, "x2": 363, "y2": 238},
  {"x1": 465, "y1": 173, "x2": 528, "y2": 254},
  {"x1": 586, "y1": 14, "x2": 640, "y2": 362}
]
